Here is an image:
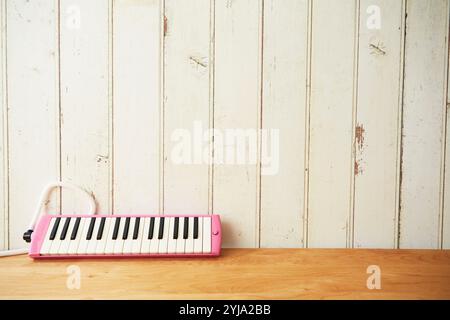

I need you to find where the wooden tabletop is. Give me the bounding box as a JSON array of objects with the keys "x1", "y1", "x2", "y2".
[{"x1": 0, "y1": 249, "x2": 449, "y2": 299}]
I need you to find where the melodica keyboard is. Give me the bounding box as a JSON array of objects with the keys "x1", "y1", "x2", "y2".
[{"x1": 28, "y1": 214, "x2": 221, "y2": 258}]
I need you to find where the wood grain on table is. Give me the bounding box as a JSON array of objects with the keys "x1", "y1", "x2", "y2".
[{"x1": 0, "y1": 249, "x2": 449, "y2": 300}]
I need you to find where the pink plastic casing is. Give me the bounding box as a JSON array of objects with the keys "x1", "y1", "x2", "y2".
[{"x1": 29, "y1": 214, "x2": 221, "y2": 259}]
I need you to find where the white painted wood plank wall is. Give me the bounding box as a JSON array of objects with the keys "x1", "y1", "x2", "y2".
[
  {"x1": 0, "y1": 0, "x2": 6, "y2": 250},
  {"x1": 307, "y1": 0, "x2": 357, "y2": 248},
  {"x1": 445, "y1": 1, "x2": 450, "y2": 249},
  {"x1": 0, "y1": 0, "x2": 449, "y2": 250},
  {"x1": 60, "y1": 0, "x2": 111, "y2": 215},
  {"x1": 113, "y1": 0, "x2": 161, "y2": 215},
  {"x1": 7, "y1": 0, "x2": 61, "y2": 249},
  {"x1": 400, "y1": 0, "x2": 449, "y2": 249},
  {"x1": 260, "y1": 0, "x2": 308, "y2": 248},
  {"x1": 163, "y1": 0, "x2": 211, "y2": 215},
  {"x1": 213, "y1": 0, "x2": 262, "y2": 247},
  {"x1": 353, "y1": 0, "x2": 405, "y2": 248}
]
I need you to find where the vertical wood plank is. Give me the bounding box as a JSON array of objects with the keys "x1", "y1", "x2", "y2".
[
  {"x1": 353, "y1": 0, "x2": 404, "y2": 248},
  {"x1": 113, "y1": 0, "x2": 161, "y2": 214},
  {"x1": 163, "y1": 0, "x2": 211, "y2": 214},
  {"x1": 440, "y1": 2, "x2": 450, "y2": 249},
  {"x1": 307, "y1": 0, "x2": 357, "y2": 248},
  {"x1": 0, "y1": 0, "x2": 6, "y2": 250},
  {"x1": 60, "y1": 0, "x2": 111, "y2": 214},
  {"x1": 7, "y1": 0, "x2": 60, "y2": 249},
  {"x1": 208, "y1": 0, "x2": 215, "y2": 215},
  {"x1": 214, "y1": 0, "x2": 262, "y2": 247},
  {"x1": 400, "y1": 0, "x2": 448, "y2": 249},
  {"x1": 260, "y1": 0, "x2": 308, "y2": 248}
]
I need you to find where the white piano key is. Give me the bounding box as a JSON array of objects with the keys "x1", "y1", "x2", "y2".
[
  {"x1": 79, "y1": 218, "x2": 95, "y2": 255},
  {"x1": 185, "y1": 217, "x2": 194, "y2": 254},
  {"x1": 58, "y1": 218, "x2": 74, "y2": 254},
  {"x1": 76, "y1": 218, "x2": 92, "y2": 254},
  {"x1": 86, "y1": 218, "x2": 101, "y2": 254},
  {"x1": 49, "y1": 217, "x2": 66, "y2": 255},
  {"x1": 140, "y1": 218, "x2": 151, "y2": 254},
  {"x1": 203, "y1": 217, "x2": 211, "y2": 253},
  {"x1": 95, "y1": 217, "x2": 112, "y2": 254},
  {"x1": 123, "y1": 218, "x2": 136, "y2": 254},
  {"x1": 113, "y1": 218, "x2": 126, "y2": 254},
  {"x1": 68, "y1": 218, "x2": 85, "y2": 255},
  {"x1": 131, "y1": 217, "x2": 144, "y2": 254},
  {"x1": 40, "y1": 218, "x2": 56, "y2": 255},
  {"x1": 193, "y1": 217, "x2": 203, "y2": 253},
  {"x1": 104, "y1": 217, "x2": 118, "y2": 254},
  {"x1": 149, "y1": 218, "x2": 160, "y2": 254},
  {"x1": 158, "y1": 217, "x2": 170, "y2": 254},
  {"x1": 175, "y1": 217, "x2": 185, "y2": 254},
  {"x1": 167, "y1": 217, "x2": 177, "y2": 254}
]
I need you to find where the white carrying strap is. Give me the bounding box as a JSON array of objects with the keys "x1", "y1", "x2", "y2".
[
  {"x1": 0, "y1": 248, "x2": 29, "y2": 257},
  {"x1": 0, "y1": 181, "x2": 97, "y2": 257},
  {"x1": 27, "y1": 181, "x2": 97, "y2": 231}
]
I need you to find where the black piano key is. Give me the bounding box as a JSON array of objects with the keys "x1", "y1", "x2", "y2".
[
  {"x1": 60, "y1": 218, "x2": 71, "y2": 240},
  {"x1": 123, "y1": 217, "x2": 131, "y2": 240},
  {"x1": 112, "y1": 218, "x2": 121, "y2": 240},
  {"x1": 194, "y1": 217, "x2": 199, "y2": 239},
  {"x1": 86, "y1": 218, "x2": 96, "y2": 240},
  {"x1": 173, "y1": 217, "x2": 179, "y2": 239},
  {"x1": 97, "y1": 217, "x2": 106, "y2": 240},
  {"x1": 49, "y1": 217, "x2": 61, "y2": 240},
  {"x1": 158, "y1": 218, "x2": 165, "y2": 239},
  {"x1": 183, "y1": 217, "x2": 189, "y2": 239},
  {"x1": 148, "y1": 217, "x2": 155, "y2": 239},
  {"x1": 70, "y1": 218, "x2": 81, "y2": 240},
  {"x1": 133, "y1": 217, "x2": 140, "y2": 240}
]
